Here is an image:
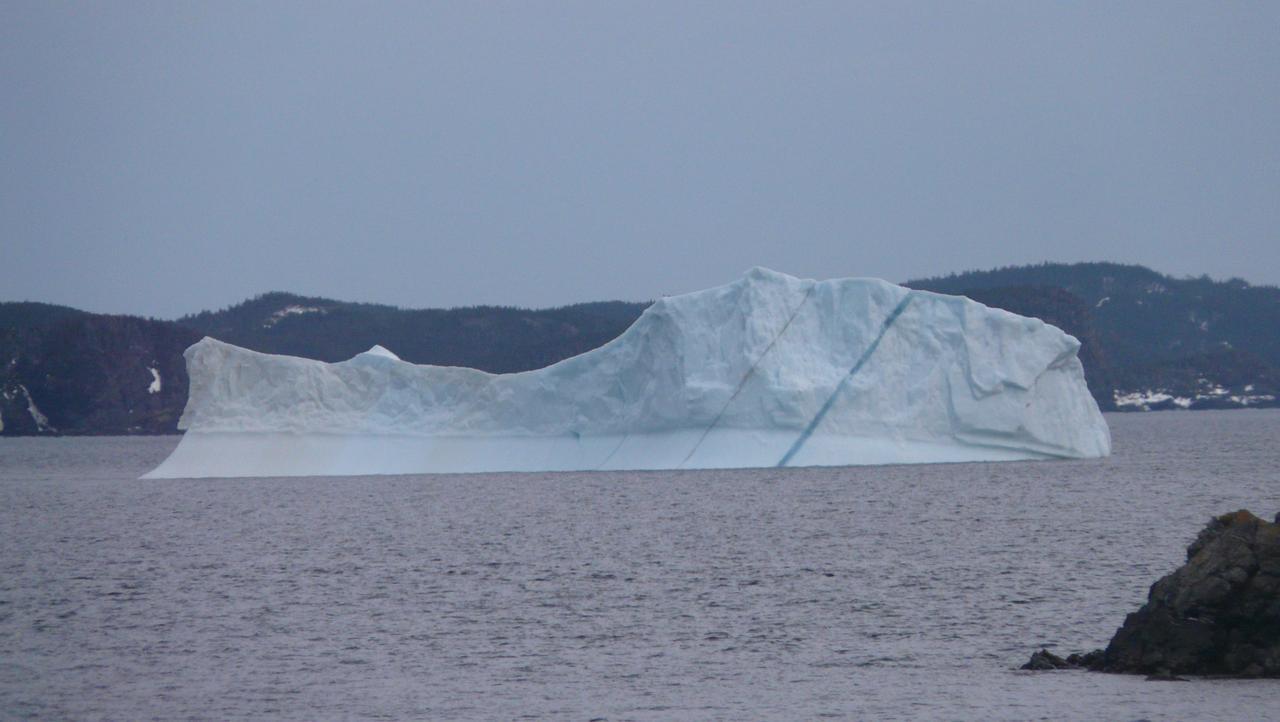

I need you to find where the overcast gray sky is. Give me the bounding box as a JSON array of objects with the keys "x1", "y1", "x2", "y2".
[{"x1": 3, "y1": 2, "x2": 1277, "y2": 317}]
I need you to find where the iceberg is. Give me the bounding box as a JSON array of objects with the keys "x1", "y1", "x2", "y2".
[{"x1": 144, "y1": 268, "x2": 1110, "y2": 478}]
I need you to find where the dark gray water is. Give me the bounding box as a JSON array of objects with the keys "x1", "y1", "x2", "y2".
[{"x1": 2, "y1": 411, "x2": 1278, "y2": 720}]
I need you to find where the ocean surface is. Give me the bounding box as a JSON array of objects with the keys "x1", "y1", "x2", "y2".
[{"x1": 2, "y1": 410, "x2": 1278, "y2": 720}]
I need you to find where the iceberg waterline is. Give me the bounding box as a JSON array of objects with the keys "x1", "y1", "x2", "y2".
[{"x1": 144, "y1": 268, "x2": 1110, "y2": 478}]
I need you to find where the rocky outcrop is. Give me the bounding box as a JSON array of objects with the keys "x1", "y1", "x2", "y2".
[
  {"x1": 1101, "y1": 510, "x2": 1280, "y2": 676},
  {"x1": 1021, "y1": 649, "x2": 1074, "y2": 671},
  {"x1": 1024, "y1": 510, "x2": 1280, "y2": 677}
]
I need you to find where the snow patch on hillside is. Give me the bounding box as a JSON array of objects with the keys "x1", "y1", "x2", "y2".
[
  {"x1": 1231, "y1": 394, "x2": 1276, "y2": 406},
  {"x1": 18, "y1": 385, "x2": 51, "y2": 431},
  {"x1": 1113, "y1": 390, "x2": 1192, "y2": 410},
  {"x1": 263, "y1": 305, "x2": 326, "y2": 328},
  {"x1": 1113, "y1": 381, "x2": 1276, "y2": 411}
]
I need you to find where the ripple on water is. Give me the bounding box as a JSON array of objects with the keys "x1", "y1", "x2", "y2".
[{"x1": 0, "y1": 411, "x2": 1278, "y2": 720}]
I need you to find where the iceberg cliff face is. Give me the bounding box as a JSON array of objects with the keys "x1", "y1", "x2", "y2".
[{"x1": 144, "y1": 268, "x2": 1110, "y2": 478}]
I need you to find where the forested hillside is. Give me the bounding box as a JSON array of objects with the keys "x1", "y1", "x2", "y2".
[{"x1": 1, "y1": 307, "x2": 198, "y2": 434}]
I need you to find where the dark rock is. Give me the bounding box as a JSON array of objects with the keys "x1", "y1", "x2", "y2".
[
  {"x1": 1099, "y1": 510, "x2": 1280, "y2": 677},
  {"x1": 1065, "y1": 649, "x2": 1104, "y2": 670},
  {"x1": 1023, "y1": 510, "x2": 1280, "y2": 677},
  {"x1": 1021, "y1": 649, "x2": 1074, "y2": 671}
]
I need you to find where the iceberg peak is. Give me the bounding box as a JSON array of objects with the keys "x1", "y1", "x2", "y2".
[
  {"x1": 743, "y1": 265, "x2": 798, "y2": 283},
  {"x1": 357, "y1": 344, "x2": 400, "y2": 361}
]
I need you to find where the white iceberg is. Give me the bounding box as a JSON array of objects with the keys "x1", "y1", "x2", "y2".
[{"x1": 144, "y1": 268, "x2": 1110, "y2": 478}]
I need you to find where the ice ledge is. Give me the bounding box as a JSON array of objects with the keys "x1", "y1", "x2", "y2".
[{"x1": 143, "y1": 429, "x2": 1054, "y2": 479}]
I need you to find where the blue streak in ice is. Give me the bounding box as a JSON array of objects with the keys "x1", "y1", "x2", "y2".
[{"x1": 777, "y1": 292, "x2": 914, "y2": 467}]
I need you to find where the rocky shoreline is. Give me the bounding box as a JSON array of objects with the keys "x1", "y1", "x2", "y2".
[{"x1": 1024, "y1": 510, "x2": 1280, "y2": 678}]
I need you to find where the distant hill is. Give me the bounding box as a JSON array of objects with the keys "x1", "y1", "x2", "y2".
[
  {"x1": 0, "y1": 301, "x2": 91, "y2": 331},
  {"x1": 1, "y1": 262, "x2": 1276, "y2": 435},
  {"x1": 2, "y1": 312, "x2": 199, "y2": 435}
]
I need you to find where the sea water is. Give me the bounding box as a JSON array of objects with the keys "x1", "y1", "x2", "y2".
[{"x1": 2, "y1": 410, "x2": 1277, "y2": 720}]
